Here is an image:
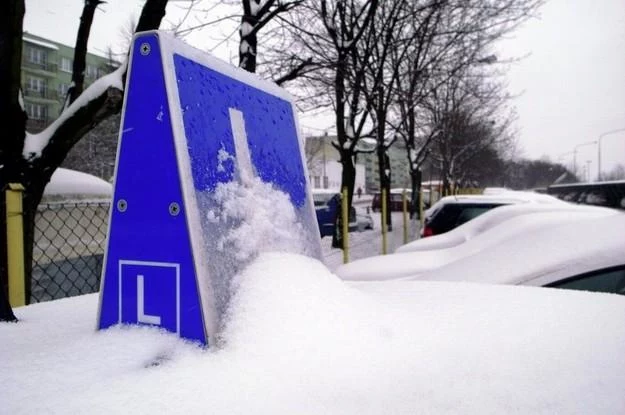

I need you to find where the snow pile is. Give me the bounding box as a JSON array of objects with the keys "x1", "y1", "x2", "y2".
[
  {"x1": 43, "y1": 167, "x2": 112, "y2": 199},
  {"x1": 2, "y1": 253, "x2": 625, "y2": 414},
  {"x1": 197, "y1": 170, "x2": 319, "y2": 319},
  {"x1": 206, "y1": 176, "x2": 309, "y2": 262}
]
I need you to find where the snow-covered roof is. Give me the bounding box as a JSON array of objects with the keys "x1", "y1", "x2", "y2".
[
  {"x1": 23, "y1": 36, "x2": 59, "y2": 50},
  {"x1": 43, "y1": 168, "x2": 112, "y2": 199}
]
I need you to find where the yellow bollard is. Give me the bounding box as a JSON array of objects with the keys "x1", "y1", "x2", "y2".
[
  {"x1": 342, "y1": 187, "x2": 349, "y2": 264},
  {"x1": 381, "y1": 188, "x2": 387, "y2": 255},
  {"x1": 402, "y1": 190, "x2": 408, "y2": 244},
  {"x1": 6, "y1": 183, "x2": 26, "y2": 307}
]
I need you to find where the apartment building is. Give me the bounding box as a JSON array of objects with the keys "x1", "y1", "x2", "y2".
[{"x1": 21, "y1": 32, "x2": 117, "y2": 133}]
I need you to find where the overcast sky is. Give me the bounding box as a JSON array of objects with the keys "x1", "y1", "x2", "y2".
[{"x1": 24, "y1": 0, "x2": 625, "y2": 179}]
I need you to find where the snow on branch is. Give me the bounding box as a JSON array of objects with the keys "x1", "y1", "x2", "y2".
[{"x1": 23, "y1": 62, "x2": 127, "y2": 160}]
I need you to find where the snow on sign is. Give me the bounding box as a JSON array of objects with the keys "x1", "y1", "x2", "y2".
[{"x1": 98, "y1": 31, "x2": 322, "y2": 347}]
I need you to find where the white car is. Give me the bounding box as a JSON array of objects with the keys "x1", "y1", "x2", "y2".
[
  {"x1": 402, "y1": 212, "x2": 625, "y2": 294},
  {"x1": 422, "y1": 190, "x2": 563, "y2": 221},
  {"x1": 335, "y1": 205, "x2": 619, "y2": 281},
  {"x1": 397, "y1": 202, "x2": 611, "y2": 254}
]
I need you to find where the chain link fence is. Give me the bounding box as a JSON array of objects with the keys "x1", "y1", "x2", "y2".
[{"x1": 31, "y1": 200, "x2": 110, "y2": 303}]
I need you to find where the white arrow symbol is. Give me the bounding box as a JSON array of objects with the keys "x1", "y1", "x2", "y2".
[{"x1": 229, "y1": 107, "x2": 256, "y2": 184}]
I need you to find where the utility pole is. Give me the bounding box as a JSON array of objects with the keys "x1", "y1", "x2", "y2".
[{"x1": 597, "y1": 128, "x2": 625, "y2": 181}]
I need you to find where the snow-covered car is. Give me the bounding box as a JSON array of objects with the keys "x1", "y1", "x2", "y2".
[
  {"x1": 312, "y1": 190, "x2": 369, "y2": 237},
  {"x1": 396, "y1": 202, "x2": 611, "y2": 254},
  {"x1": 423, "y1": 190, "x2": 563, "y2": 220},
  {"x1": 336, "y1": 206, "x2": 619, "y2": 281},
  {"x1": 401, "y1": 212, "x2": 625, "y2": 294},
  {"x1": 421, "y1": 191, "x2": 564, "y2": 237}
]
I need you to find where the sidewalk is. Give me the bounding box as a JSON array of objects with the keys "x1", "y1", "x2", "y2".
[{"x1": 322, "y1": 211, "x2": 420, "y2": 271}]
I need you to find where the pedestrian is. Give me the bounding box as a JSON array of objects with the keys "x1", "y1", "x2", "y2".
[{"x1": 357, "y1": 187, "x2": 362, "y2": 199}]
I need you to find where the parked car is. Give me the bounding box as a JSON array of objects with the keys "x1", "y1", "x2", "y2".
[
  {"x1": 403, "y1": 212, "x2": 625, "y2": 295},
  {"x1": 421, "y1": 192, "x2": 562, "y2": 237},
  {"x1": 546, "y1": 180, "x2": 625, "y2": 209},
  {"x1": 335, "y1": 205, "x2": 617, "y2": 281},
  {"x1": 312, "y1": 190, "x2": 371, "y2": 238},
  {"x1": 396, "y1": 201, "x2": 597, "y2": 254},
  {"x1": 371, "y1": 189, "x2": 412, "y2": 212}
]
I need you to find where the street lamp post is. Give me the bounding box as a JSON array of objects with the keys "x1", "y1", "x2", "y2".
[
  {"x1": 573, "y1": 141, "x2": 597, "y2": 179},
  {"x1": 597, "y1": 128, "x2": 625, "y2": 181}
]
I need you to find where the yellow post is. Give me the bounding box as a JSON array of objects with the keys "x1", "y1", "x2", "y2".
[
  {"x1": 402, "y1": 190, "x2": 408, "y2": 244},
  {"x1": 342, "y1": 187, "x2": 349, "y2": 264},
  {"x1": 381, "y1": 188, "x2": 387, "y2": 255},
  {"x1": 6, "y1": 183, "x2": 26, "y2": 307}
]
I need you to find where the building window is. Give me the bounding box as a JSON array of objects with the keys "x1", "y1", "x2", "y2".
[
  {"x1": 58, "y1": 83, "x2": 70, "y2": 98},
  {"x1": 86, "y1": 65, "x2": 98, "y2": 78},
  {"x1": 25, "y1": 103, "x2": 48, "y2": 120},
  {"x1": 26, "y1": 46, "x2": 47, "y2": 65},
  {"x1": 60, "y1": 57, "x2": 72, "y2": 72},
  {"x1": 26, "y1": 76, "x2": 46, "y2": 94}
]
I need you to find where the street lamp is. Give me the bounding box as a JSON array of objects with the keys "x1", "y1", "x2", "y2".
[
  {"x1": 573, "y1": 141, "x2": 597, "y2": 178},
  {"x1": 597, "y1": 127, "x2": 625, "y2": 181}
]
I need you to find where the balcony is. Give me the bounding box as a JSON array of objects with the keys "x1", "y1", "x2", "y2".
[
  {"x1": 22, "y1": 59, "x2": 58, "y2": 74},
  {"x1": 23, "y1": 87, "x2": 59, "y2": 101}
]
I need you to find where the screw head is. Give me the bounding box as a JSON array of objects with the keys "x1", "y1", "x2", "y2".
[
  {"x1": 169, "y1": 202, "x2": 180, "y2": 216},
  {"x1": 140, "y1": 43, "x2": 151, "y2": 55},
  {"x1": 117, "y1": 199, "x2": 127, "y2": 212}
]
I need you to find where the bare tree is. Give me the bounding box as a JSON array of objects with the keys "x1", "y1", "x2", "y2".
[
  {"x1": 358, "y1": 0, "x2": 410, "y2": 229},
  {"x1": 602, "y1": 164, "x2": 625, "y2": 181},
  {"x1": 238, "y1": 0, "x2": 301, "y2": 72},
  {"x1": 385, "y1": 0, "x2": 542, "y2": 214},
  {"x1": 0, "y1": 0, "x2": 170, "y2": 321},
  {"x1": 423, "y1": 72, "x2": 516, "y2": 194}
]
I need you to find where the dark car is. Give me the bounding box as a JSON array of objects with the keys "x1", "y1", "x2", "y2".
[
  {"x1": 546, "y1": 180, "x2": 625, "y2": 210},
  {"x1": 371, "y1": 190, "x2": 412, "y2": 212},
  {"x1": 312, "y1": 191, "x2": 362, "y2": 238},
  {"x1": 422, "y1": 199, "x2": 514, "y2": 237}
]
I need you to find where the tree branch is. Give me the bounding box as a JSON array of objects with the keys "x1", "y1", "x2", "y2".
[
  {"x1": 67, "y1": 0, "x2": 105, "y2": 107},
  {"x1": 274, "y1": 57, "x2": 314, "y2": 85}
]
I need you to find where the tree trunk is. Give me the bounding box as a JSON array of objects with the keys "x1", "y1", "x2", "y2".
[
  {"x1": 332, "y1": 148, "x2": 356, "y2": 249},
  {"x1": 0, "y1": 0, "x2": 26, "y2": 321},
  {"x1": 377, "y1": 149, "x2": 392, "y2": 231},
  {"x1": 67, "y1": 0, "x2": 104, "y2": 106},
  {"x1": 239, "y1": 0, "x2": 260, "y2": 73},
  {"x1": 409, "y1": 168, "x2": 421, "y2": 219}
]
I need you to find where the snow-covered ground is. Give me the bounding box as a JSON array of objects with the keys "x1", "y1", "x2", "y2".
[
  {"x1": 3, "y1": 252, "x2": 625, "y2": 414},
  {"x1": 7, "y1": 175, "x2": 625, "y2": 413},
  {"x1": 7, "y1": 187, "x2": 625, "y2": 413},
  {"x1": 322, "y1": 210, "x2": 417, "y2": 271}
]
